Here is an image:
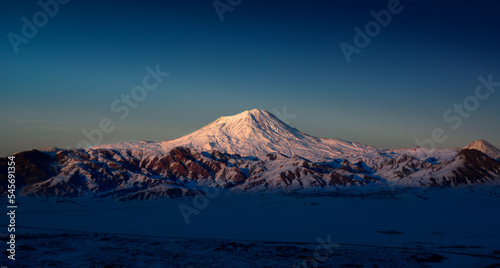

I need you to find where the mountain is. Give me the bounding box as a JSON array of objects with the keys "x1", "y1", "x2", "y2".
[
  {"x1": 159, "y1": 109, "x2": 383, "y2": 160},
  {"x1": 2, "y1": 109, "x2": 500, "y2": 200},
  {"x1": 463, "y1": 139, "x2": 500, "y2": 159},
  {"x1": 97, "y1": 109, "x2": 378, "y2": 161}
]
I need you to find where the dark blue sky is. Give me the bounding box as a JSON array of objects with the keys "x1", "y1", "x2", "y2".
[{"x1": 1, "y1": 0, "x2": 499, "y2": 155}]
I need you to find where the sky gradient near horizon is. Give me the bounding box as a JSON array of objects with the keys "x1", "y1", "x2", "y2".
[{"x1": 1, "y1": 0, "x2": 499, "y2": 156}]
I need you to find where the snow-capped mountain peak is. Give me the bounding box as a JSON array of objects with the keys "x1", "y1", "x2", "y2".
[
  {"x1": 157, "y1": 109, "x2": 378, "y2": 160},
  {"x1": 201, "y1": 109, "x2": 305, "y2": 140},
  {"x1": 463, "y1": 139, "x2": 500, "y2": 159}
]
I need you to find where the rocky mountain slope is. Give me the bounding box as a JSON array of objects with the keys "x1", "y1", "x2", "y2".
[{"x1": 1, "y1": 109, "x2": 499, "y2": 199}]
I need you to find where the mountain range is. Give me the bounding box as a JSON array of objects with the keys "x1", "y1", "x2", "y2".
[{"x1": 1, "y1": 109, "x2": 499, "y2": 200}]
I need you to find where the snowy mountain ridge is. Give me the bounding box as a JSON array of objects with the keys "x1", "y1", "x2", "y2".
[{"x1": 2, "y1": 109, "x2": 500, "y2": 199}]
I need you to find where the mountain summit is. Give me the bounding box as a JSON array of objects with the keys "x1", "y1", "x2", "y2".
[
  {"x1": 463, "y1": 139, "x2": 500, "y2": 159},
  {"x1": 158, "y1": 109, "x2": 377, "y2": 160}
]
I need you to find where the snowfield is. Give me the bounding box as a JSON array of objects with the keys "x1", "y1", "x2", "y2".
[
  {"x1": 8, "y1": 232, "x2": 499, "y2": 267},
  {"x1": 3, "y1": 185, "x2": 500, "y2": 267}
]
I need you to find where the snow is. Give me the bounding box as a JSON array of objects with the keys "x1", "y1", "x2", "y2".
[
  {"x1": 464, "y1": 139, "x2": 500, "y2": 159},
  {"x1": 14, "y1": 109, "x2": 495, "y2": 200},
  {"x1": 92, "y1": 110, "x2": 498, "y2": 183},
  {"x1": 6, "y1": 185, "x2": 500, "y2": 267},
  {"x1": 95, "y1": 109, "x2": 382, "y2": 162}
]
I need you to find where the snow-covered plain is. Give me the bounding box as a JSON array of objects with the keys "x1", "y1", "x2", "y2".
[{"x1": 4, "y1": 185, "x2": 500, "y2": 267}]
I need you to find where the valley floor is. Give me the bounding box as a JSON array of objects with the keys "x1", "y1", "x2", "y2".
[
  {"x1": 2, "y1": 185, "x2": 500, "y2": 267},
  {"x1": 7, "y1": 232, "x2": 500, "y2": 267}
]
